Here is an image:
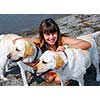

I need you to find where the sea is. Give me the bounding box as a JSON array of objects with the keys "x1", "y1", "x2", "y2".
[{"x1": 0, "y1": 14, "x2": 64, "y2": 34}]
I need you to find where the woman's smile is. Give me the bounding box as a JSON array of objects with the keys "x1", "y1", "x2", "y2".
[
  {"x1": 47, "y1": 40, "x2": 55, "y2": 45},
  {"x1": 44, "y1": 32, "x2": 58, "y2": 45}
]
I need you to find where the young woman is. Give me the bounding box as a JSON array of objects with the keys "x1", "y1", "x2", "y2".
[{"x1": 32, "y1": 18, "x2": 91, "y2": 53}]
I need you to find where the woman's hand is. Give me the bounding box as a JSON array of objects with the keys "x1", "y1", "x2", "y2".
[{"x1": 56, "y1": 46, "x2": 65, "y2": 52}]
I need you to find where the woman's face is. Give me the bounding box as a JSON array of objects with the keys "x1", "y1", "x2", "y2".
[{"x1": 43, "y1": 32, "x2": 58, "y2": 46}]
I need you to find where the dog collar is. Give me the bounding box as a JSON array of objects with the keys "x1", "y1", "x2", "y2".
[
  {"x1": 63, "y1": 51, "x2": 68, "y2": 59},
  {"x1": 34, "y1": 47, "x2": 39, "y2": 60},
  {"x1": 61, "y1": 63, "x2": 68, "y2": 71}
]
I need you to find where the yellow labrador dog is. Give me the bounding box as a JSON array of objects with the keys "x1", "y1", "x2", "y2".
[
  {"x1": 35, "y1": 31, "x2": 100, "y2": 86},
  {"x1": 0, "y1": 34, "x2": 22, "y2": 80},
  {"x1": 0, "y1": 34, "x2": 42, "y2": 86},
  {"x1": 8, "y1": 37, "x2": 42, "y2": 86}
]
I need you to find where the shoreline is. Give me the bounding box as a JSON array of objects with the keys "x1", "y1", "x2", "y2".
[{"x1": 18, "y1": 15, "x2": 66, "y2": 38}]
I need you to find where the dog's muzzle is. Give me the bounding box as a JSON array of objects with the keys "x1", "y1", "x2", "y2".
[
  {"x1": 7, "y1": 53, "x2": 11, "y2": 59},
  {"x1": 7, "y1": 53, "x2": 23, "y2": 62},
  {"x1": 36, "y1": 69, "x2": 52, "y2": 77},
  {"x1": 11, "y1": 57, "x2": 23, "y2": 62}
]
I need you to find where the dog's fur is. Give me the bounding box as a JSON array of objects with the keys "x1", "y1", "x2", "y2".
[
  {"x1": 9, "y1": 37, "x2": 42, "y2": 85},
  {"x1": 35, "y1": 31, "x2": 100, "y2": 86},
  {"x1": 0, "y1": 34, "x2": 42, "y2": 85},
  {"x1": 0, "y1": 34, "x2": 22, "y2": 80}
]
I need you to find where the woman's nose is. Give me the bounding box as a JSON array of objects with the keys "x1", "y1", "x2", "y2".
[{"x1": 49, "y1": 34, "x2": 53, "y2": 39}]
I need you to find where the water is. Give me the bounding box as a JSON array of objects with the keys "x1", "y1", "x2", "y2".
[{"x1": 0, "y1": 14, "x2": 63, "y2": 34}]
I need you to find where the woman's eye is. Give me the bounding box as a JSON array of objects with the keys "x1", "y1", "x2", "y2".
[
  {"x1": 42, "y1": 60, "x2": 47, "y2": 64},
  {"x1": 16, "y1": 48, "x2": 20, "y2": 51},
  {"x1": 44, "y1": 32, "x2": 50, "y2": 35}
]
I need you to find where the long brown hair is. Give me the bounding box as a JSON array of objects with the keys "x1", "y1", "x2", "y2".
[{"x1": 39, "y1": 18, "x2": 62, "y2": 52}]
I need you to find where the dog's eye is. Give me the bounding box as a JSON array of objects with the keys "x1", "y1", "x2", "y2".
[
  {"x1": 42, "y1": 60, "x2": 47, "y2": 64},
  {"x1": 16, "y1": 48, "x2": 20, "y2": 51}
]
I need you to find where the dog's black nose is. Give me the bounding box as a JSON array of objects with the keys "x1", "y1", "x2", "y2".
[{"x1": 7, "y1": 53, "x2": 11, "y2": 59}]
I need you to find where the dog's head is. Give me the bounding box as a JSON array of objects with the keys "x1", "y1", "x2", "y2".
[
  {"x1": 8, "y1": 38, "x2": 34, "y2": 61},
  {"x1": 35, "y1": 50, "x2": 67, "y2": 75}
]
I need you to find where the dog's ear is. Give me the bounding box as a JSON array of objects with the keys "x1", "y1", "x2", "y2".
[
  {"x1": 24, "y1": 41, "x2": 34, "y2": 58},
  {"x1": 55, "y1": 55, "x2": 64, "y2": 69}
]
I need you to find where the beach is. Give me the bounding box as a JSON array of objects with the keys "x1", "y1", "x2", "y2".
[{"x1": 0, "y1": 14, "x2": 100, "y2": 86}]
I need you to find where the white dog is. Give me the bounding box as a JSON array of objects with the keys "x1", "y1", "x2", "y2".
[
  {"x1": 0, "y1": 34, "x2": 42, "y2": 86},
  {"x1": 35, "y1": 31, "x2": 100, "y2": 86},
  {"x1": 8, "y1": 37, "x2": 42, "y2": 85},
  {"x1": 0, "y1": 34, "x2": 22, "y2": 80}
]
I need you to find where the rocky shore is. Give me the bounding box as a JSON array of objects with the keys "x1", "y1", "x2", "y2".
[{"x1": 0, "y1": 14, "x2": 100, "y2": 86}]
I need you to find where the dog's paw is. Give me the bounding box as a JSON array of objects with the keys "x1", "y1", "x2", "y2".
[
  {"x1": 24, "y1": 84, "x2": 28, "y2": 86},
  {"x1": 0, "y1": 77, "x2": 8, "y2": 81},
  {"x1": 96, "y1": 76, "x2": 100, "y2": 82}
]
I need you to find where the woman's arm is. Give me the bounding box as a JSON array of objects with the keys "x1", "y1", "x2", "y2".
[
  {"x1": 61, "y1": 36, "x2": 91, "y2": 50},
  {"x1": 23, "y1": 37, "x2": 40, "y2": 44}
]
